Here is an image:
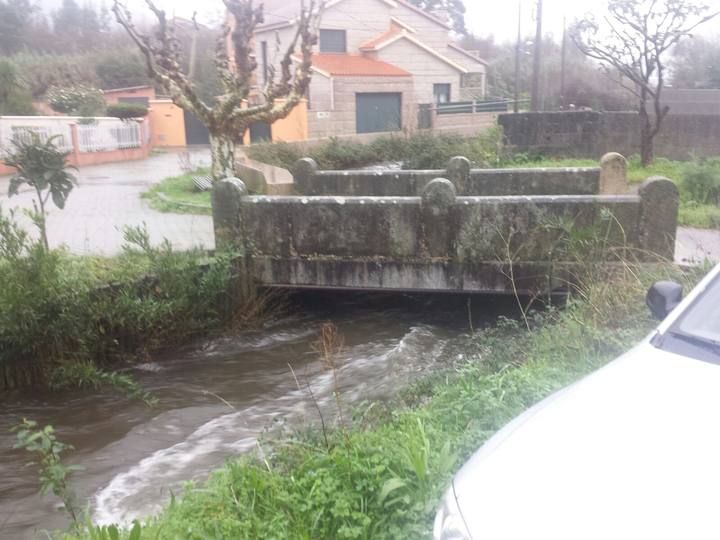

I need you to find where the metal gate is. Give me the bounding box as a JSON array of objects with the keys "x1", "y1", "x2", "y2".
[{"x1": 356, "y1": 93, "x2": 402, "y2": 134}]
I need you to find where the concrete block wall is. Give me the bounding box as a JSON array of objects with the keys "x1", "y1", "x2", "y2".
[{"x1": 499, "y1": 111, "x2": 720, "y2": 160}]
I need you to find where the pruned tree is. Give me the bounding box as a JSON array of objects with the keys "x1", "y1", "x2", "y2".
[
  {"x1": 112, "y1": 0, "x2": 322, "y2": 181},
  {"x1": 572, "y1": 0, "x2": 719, "y2": 165}
]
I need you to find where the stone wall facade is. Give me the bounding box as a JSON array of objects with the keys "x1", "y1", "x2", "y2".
[
  {"x1": 212, "y1": 166, "x2": 677, "y2": 294},
  {"x1": 498, "y1": 111, "x2": 720, "y2": 160}
]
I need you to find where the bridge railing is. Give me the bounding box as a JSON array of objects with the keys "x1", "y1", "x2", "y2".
[
  {"x1": 212, "y1": 172, "x2": 678, "y2": 294},
  {"x1": 291, "y1": 153, "x2": 629, "y2": 198}
]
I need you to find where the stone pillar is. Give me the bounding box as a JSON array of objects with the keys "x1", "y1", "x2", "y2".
[
  {"x1": 292, "y1": 157, "x2": 318, "y2": 194},
  {"x1": 421, "y1": 178, "x2": 457, "y2": 257},
  {"x1": 599, "y1": 152, "x2": 628, "y2": 194},
  {"x1": 638, "y1": 177, "x2": 679, "y2": 261},
  {"x1": 446, "y1": 156, "x2": 470, "y2": 195},
  {"x1": 212, "y1": 177, "x2": 248, "y2": 252}
]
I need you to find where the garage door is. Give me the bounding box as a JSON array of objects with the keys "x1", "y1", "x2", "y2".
[{"x1": 356, "y1": 93, "x2": 402, "y2": 134}]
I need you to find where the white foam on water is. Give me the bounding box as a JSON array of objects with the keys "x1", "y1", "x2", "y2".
[{"x1": 92, "y1": 324, "x2": 449, "y2": 527}]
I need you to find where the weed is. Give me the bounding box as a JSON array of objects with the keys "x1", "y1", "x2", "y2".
[{"x1": 12, "y1": 419, "x2": 82, "y2": 524}]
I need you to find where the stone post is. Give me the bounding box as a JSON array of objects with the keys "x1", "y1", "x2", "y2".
[
  {"x1": 638, "y1": 177, "x2": 679, "y2": 261},
  {"x1": 212, "y1": 177, "x2": 248, "y2": 252},
  {"x1": 292, "y1": 157, "x2": 318, "y2": 194},
  {"x1": 421, "y1": 178, "x2": 457, "y2": 257},
  {"x1": 599, "y1": 152, "x2": 628, "y2": 194},
  {"x1": 236, "y1": 162, "x2": 268, "y2": 194},
  {"x1": 446, "y1": 156, "x2": 470, "y2": 195},
  {"x1": 212, "y1": 177, "x2": 254, "y2": 301}
]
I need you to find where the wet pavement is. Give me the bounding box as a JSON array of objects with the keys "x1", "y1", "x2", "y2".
[{"x1": 0, "y1": 148, "x2": 214, "y2": 255}]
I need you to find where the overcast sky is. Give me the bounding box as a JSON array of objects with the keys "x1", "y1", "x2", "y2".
[{"x1": 37, "y1": 0, "x2": 720, "y2": 43}]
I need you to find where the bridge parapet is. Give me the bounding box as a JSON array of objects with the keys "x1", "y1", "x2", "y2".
[
  {"x1": 291, "y1": 153, "x2": 628, "y2": 198},
  {"x1": 213, "y1": 171, "x2": 678, "y2": 294}
]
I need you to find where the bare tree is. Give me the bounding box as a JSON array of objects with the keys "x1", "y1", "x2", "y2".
[
  {"x1": 572, "y1": 0, "x2": 719, "y2": 166},
  {"x1": 112, "y1": 0, "x2": 322, "y2": 181}
]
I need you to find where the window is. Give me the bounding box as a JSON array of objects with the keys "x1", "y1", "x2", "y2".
[
  {"x1": 319, "y1": 29, "x2": 347, "y2": 53},
  {"x1": 261, "y1": 41, "x2": 268, "y2": 84},
  {"x1": 433, "y1": 84, "x2": 451, "y2": 105}
]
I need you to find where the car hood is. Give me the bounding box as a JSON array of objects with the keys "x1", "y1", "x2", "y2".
[{"x1": 453, "y1": 342, "x2": 720, "y2": 540}]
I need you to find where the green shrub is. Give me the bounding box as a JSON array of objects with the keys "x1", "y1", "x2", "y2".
[
  {"x1": 0, "y1": 59, "x2": 35, "y2": 115},
  {"x1": 106, "y1": 102, "x2": 149, "y2": 120},
  {"x1": 247, "y1": 128, "x2": 506, "y2": 171},
  {"x1": 682, "y1": 158, "x2": 720, "y2": 205},
  {"x1": 47, "y1": 84, "x2": 105, "y2": 116},
  {"x1": 0, "y1": 215, "x2": 248, "y2": 390}
]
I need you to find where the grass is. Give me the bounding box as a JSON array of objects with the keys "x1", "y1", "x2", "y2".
[
  {"x1": 63, "y1": 261, "x2": 703, "y2": 540},
  {"x1": 142, "y1": 168, "x2": 212, "y2": 215}
]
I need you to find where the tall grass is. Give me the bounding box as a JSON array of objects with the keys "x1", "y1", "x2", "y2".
[{"x1": 0, "y1": 213, "x2": 261, "y2": 390}]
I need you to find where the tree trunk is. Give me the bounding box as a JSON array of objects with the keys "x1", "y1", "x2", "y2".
[
  {"x1": 638, "y1": 101, "x2": 654, "y2": 167},
  {"x1": 209, "y1": 133, "x2": 236, "y2": 182}
]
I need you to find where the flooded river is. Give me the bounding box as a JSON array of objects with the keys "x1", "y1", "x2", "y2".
[{"x1": 0, "y1": 291, "x2": 517, "y2": 538}]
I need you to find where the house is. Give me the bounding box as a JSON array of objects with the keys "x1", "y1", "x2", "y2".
[{"x1": 249, "y1": 0, "x2": 488, "y2": 140}]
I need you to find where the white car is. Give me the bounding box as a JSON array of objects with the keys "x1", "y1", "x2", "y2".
[{"x1": 434, "y1": 264, "x2": 720, "y2": 540}]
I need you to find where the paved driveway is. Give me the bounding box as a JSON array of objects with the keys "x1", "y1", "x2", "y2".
[{"x1": 0, "y1": 148, "x2": 214, "y2": 256}]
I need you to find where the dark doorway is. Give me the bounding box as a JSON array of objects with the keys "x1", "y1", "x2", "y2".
[
  {"x1": 183, "y1": 110, "x2": 210, "y2": 145},
  {"x1": 249, "y1": 122, "x2": 272, "y2": 143}
]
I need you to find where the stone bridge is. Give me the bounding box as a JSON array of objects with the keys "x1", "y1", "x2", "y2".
[{"x1": 213, "y1": 153, "x2": 679, "y2": 295}]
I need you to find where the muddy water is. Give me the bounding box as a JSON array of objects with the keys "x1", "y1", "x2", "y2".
[{"x1": 0, "y1": 291, "x2": 517, "y2": 539}]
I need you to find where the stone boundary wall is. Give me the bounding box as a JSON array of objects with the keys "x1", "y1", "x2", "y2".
[
  {"x1": 498, "y1": 111, "x2": 720, "y2": 160},
  {"x1": 292, "y1": 153, "x2": 629, "y2": 197},
  {"x1": 212, "y1": 174, "x2": 678, "y2": 294}
]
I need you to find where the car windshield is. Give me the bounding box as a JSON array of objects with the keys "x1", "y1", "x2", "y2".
[{"x1": 672, "y1": 275, "x2": 720, "y2": 347}]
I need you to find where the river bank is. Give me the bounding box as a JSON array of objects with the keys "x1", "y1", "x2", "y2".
[{"x1": 39, "y1": 262, "x2": 697, "y2": 540}]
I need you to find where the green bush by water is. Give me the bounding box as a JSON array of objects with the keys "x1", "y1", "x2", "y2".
[{"x1": 0, "y1": 215, "x2": 247, "y2": 390}]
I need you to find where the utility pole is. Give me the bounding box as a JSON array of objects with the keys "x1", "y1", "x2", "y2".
[
  {"x1": 513, "y1": 0, "x2": 521, "y2": 113},
  {"x1": 530, "y1": 0, "x2": 543, "y2": 111},
  {"x1": 560, "y1": 16, "x2": 567, "y2": 109}
]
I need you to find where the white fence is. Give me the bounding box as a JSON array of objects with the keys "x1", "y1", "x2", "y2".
[
  {"x1": 0, "y1": 116, "x2": 146, "y2": 155},
  {"x1": 0, "y1": 116, "x2": 74, "y2": 153}
]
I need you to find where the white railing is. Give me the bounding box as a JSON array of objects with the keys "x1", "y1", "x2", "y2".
[
  {"x1": 0, "y1": 116, "x2": 145, "y2": 155},
  {"x1": 0, "y1": 116, "x2": 73, "y2": 153},
  {"x1": 77, "y1": 119, "x2": 142, "y2": 152}
]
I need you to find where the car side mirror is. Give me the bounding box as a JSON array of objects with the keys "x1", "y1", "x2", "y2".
[{"x1": 646, "y1": 281, "x2": 683, "y2": 320}]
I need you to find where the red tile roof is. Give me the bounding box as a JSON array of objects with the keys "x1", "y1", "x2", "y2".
[
  {"x1": 359, "y1": 26, "x2": 404, "y2": 51},
  {"x1": 309, "y1": 54, "x2": 410, "y2": 77}
]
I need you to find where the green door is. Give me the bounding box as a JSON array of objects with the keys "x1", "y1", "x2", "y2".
[{"x1": 356, "y1": 93, "x2": 402, "y2": 134}]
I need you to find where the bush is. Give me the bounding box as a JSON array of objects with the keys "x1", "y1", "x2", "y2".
[
  {"x1": 0, "y1": 215, "x2": 248, "y2": 390},
  {"x1": 46, "y1": 84, "x2": 105, "y2": 116},
  {"x1": 106, "y1": 102, "x2": 149, "y2": 120},
  {"x1": 682, "y1": 158, "x2": 720, "y2": 205},
  {"x1": 0, "y1": 59, "x2": 35, "y2": 115},
  {"x1": 246, "y1": 128, "x2": 506, "y2": 171}
]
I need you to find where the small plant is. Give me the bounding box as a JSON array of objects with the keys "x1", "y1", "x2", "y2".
[
  {"x1": 47, "y1": 84, "x2": 106, "y2": 116},
  {"x1": 4, "y1": 133, "x2": 77, "y2": 251},
  {"x1": 12, "y1": 419, "x2": 82, "y2": 524}
]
